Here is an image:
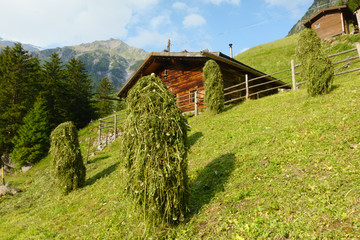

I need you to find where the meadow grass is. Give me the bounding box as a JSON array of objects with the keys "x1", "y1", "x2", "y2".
[{"x1": 1, "y1": 36, "x2": 360, "y2": 239}]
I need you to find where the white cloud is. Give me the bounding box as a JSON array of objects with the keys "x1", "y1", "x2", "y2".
[
  {"x1": 172, "y1": 2, "x2": 199, "y2": 13},
  {"x1": 172, "y1": 2, "x2": 188, "y2": 10},
  {"x1": 204, "y1": 0, "x2": 241, "y2": 5},
  {"x1": 126, "y1": 28, "x2": 178, "y2": 50},
  {"x1": 183, "y1": 14, "x2": 206, "y2": 28},
  {"x1": 150, "y1": 14, "x2": 172, "y2": 29},
  {"x1": 0, "y1": 0, "x2": 159, "y2": 47},
  {"x1": 264, "y1": 0, "x2": 312, "y2": 18}
]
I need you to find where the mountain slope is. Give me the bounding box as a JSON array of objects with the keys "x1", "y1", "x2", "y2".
[
  {"x1": 1, "y1": 36, "x2": 360, "y2": 239},
  {"x1": 36, "y1": 39, "x2": 148, "y2": 90},
  {"x1": 0, "y1": 37, "x2": 42, "y2": 51}
]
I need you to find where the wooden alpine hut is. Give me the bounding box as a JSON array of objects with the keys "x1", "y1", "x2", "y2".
[
  {"x1": 304, "y1": 5, "x2": 355, "y2": 39},
  {"x1": 117, "y1": 50, "x2": 290, "y2": 113}
]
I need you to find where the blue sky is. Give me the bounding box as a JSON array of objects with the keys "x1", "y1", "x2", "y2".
[{"x1": 0, "y1": 0, "x2": 313, "y2": 55}]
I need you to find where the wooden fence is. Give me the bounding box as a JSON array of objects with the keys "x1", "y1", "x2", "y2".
[
  {"x1": 98, "y1": 113, "x2": 126, "y2": 143},
  {"x1": 97, "y1": 43, "x2": 360, "y2": 143},
  {"x1": 176, "y1": 91, "x2": 205, "y2": 116},
  {"x1": 224, "y1": 43, "x2": 360, "y2": 105}
]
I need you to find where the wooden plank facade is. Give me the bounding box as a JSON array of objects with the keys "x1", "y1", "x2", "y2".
[
  {"x1": 117, "y1": 51, "x2": 290, "y2": 113},
  {"x1": 304, "y1": 5, "x2": 355, "y2": 39}
]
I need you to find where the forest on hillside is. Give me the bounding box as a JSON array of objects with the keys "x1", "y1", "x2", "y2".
[{"x1": 0, "y1": 44, "x2": 120, "y2": 167}]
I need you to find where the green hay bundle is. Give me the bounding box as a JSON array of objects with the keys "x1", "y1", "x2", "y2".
[
  {"x1": 120, "y1": 75, "x2": 189, "y2": 225},
  {"x1": 296, "y1": 29, "x2": 334, "y2": 96},
  {"x1": 50, "y1": 121, "x2": 86, "y2": 195},
  {"x1": 203, "y1": 60, "x2": 224, "y2": 114}
]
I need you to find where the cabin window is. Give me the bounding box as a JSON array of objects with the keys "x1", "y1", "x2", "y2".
[
  {"x1": 315, "y1": 24, "x2": 320, "y2": 29},
  {"x1": 164, "y1": 69, "x2": 168, "y2": 80},
  {"x1": 189, "y1": 90, "x2": 196, "y2": 103}
]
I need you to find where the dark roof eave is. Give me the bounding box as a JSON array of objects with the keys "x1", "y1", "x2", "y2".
[{"x1": 117, "y1": 51, "x2": 290, "y2": 98}]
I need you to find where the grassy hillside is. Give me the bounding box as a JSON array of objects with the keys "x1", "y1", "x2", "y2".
[
  {"x1": 1, "y1": 37, "x2": 360, "y2": 239},
  {"x1": 235, "y1": 34, "x2": 299, "y2": 75},
  {"x1": 236, "y1": 33, "x2": 360, "y2": 82}
]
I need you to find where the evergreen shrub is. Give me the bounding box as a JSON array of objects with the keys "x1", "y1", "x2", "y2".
[
  {"x1": 203, "y1": 60, "x2": 224, "y2": 114},
  {"x1": 296, "y1": 29, "x2": 334, "y2": 96},
  {"x1": 120, "y1": 75, "x2": 189, "y2": 225},
  {"x1": 50, "y1": 121, "x2": 86, "y2": 195},
  {"x1": 12, "y1": 97, "x2": 50, "y2": 166}
]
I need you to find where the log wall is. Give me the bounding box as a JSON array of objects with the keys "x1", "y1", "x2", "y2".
[{"x1": 311, "y1": 12, "x2": 347, "y2": 39}]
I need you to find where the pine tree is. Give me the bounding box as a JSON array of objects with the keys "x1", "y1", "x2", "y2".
[
  {"x1": 0, "y1": 43, "x2": 42, "y2": 155},
  {"x1": 41, "y1": 52, "x2": 69, "y2": 129},
  {"x1": 296, "y1": 29, "x2": 334, "y2": 96},
  {"x1": 65, "y1": 57, "x2": 95, "y2": 128},
  {"x1": 50, "y1": 121, "x2": 86, "y2": 195},
  {"x1": 203, "y1": 60, "x2": 225, "y2": 114},
  {"x1": 12, "y1": 97, "x2": 50, "y2": 166},
  {"x1": 94, "y1": 77, "x2": 115, "y2": 118}
]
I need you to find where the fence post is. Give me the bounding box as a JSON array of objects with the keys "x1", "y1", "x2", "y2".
[
  {"x1": 194, "y1": 91, "x2": 198, "y2": 116},
  {"x1": 1, "y1": 164, "x2": 4, "y2": 185},
  {"x1": 291, "y1": 59, "x2": 297, "y2": 90},
  {"x1": 98, "y1": 119, "x2": 102, "y2": 144},
  {"x1": 245, "y1": 74, "x2": 249, "y2": 99},
  {"x1": 86, "y1": 136, "x2": 91, "y2": 165},
  {"x1": 356, "y1": 43, "x2": 360, "y2": 60},
  {"x1": 114, "y1": 114, "x2": 117, "y2": 139}
]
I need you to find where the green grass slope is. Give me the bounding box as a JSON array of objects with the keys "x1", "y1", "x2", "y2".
[
  {"x1": 235, "y1": 34, "x2": 299, "y2": 75},
  {"x1": 1, "y1": 37, "x2": 360, "y2": 239}
]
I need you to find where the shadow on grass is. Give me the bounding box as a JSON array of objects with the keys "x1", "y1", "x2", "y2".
[
  {"x1": 86, "y1": 162, "x2": 120, "y2": 186},
  {"x1": 188, "y1": 132, "x2": 203, "y2": 147},
  {"x1": 223, "y1": 102, "x2": 243, "y2": 112},
  {"x1": 189, "y1": 153, "x2": 236, "y2": 216},
  {"x1": 87, "y1": 155, "x2": 110, "y2": 164},
  {"x1": 331, "y1": 84, "x2": 340, "y2": 91}
]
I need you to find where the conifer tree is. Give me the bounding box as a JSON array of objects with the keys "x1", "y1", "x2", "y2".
[
  {"x1": 94, "y1": 77, "x2": 115, "y2": 118},
  {"x1": 41, "y1": 52, "x2": 70, "y2": 129},
  {"x1": 65, "y1": 57, "x2": 95, "y2": 128},
  {"x1": 0, "y1": 43, "x2": 41, "y2": 155},
  {"x1": 12, "y1": 97, "x2": 50, "y2": 166},
  {"x1": 203, "y1": 60, "x2": 224, "y2": 114},
  {"x1": 50, "y1": 121, "x2": 86, "y2": 195},
  {"x1": 120, "y1": 75, "x2": 189, "y2": 225},
  {"x1": 296, "y1": 29, "x2": 334, "y2": 96}
]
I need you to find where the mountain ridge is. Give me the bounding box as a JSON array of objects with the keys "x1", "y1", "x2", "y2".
[
  {"x1": 36, "y1": 39, "x2": 148, "y2": 90},
  {"x1": 0, "y1": 37, "x2": 148, "y2": 90}
]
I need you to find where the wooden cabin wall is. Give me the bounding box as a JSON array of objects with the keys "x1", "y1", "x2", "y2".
[
  {"x1": 157, "y1": 60, "x2": 206, "y2": 112},
  {"x1": 220, "y1": 65, "x2": 246, "y2": 102},
  {"x1": 311, "y1": 12, "x2": 346, "y2": 39}
]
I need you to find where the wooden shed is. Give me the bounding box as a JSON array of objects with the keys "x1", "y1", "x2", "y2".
[
  {"x1": 354, "y1": 5, "x2": 360, "y2": 28},
  {"x1": 117, "y1": 51, "x2": 290, "y2": 113},
  {"x1": 304, "y1": 5, "x2": 355, "y2": 39}
]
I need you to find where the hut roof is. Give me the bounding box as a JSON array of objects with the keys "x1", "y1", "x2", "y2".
[
  {"x1": 117, "y1": 50, "x2": 290, "y2": 98},
  {"x1": 304, "y1": 5, "x2": 353, "y2": 28}
]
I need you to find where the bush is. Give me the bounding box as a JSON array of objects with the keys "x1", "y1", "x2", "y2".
[
  {"x1": 296, "y1": 29, "x2": 334, "y2": 96},
  {"x1": 203, "y1": 60, "x2": 224, "y2": 114},
  {"x1": 120, "y1": 75, "x2": 189, "y2": 225},
  {"x1": 50, "y1": 121, "x2": 86, "y2": 195},
  {"x1": 12, "y1": 97, "x2": 50, "y2": 166}
]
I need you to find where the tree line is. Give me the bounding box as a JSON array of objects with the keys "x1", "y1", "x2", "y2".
[{"x1": 0, "y1": 43, "x2": 118, "y2": 165}]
